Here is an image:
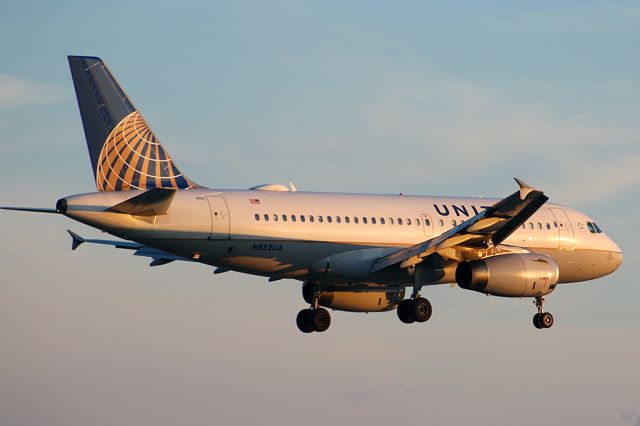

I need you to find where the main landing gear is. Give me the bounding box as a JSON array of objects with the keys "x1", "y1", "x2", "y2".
[
  {"x1": 532, "y1": 296, "x2": 554, "y2": 329},
  {"x1": 296, "y1": 284, "x2": 331, "y2": 333},
  {"x1": 397, "y1": 296, "x2": 432, "y2": 324},
  {"x1": 296, "y1": 308, "x2": 331, "y2": 333}
]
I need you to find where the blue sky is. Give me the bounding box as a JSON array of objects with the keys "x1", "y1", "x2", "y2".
[{"x1": 1, "y1": 1, "x2": 639, "y2": 425}]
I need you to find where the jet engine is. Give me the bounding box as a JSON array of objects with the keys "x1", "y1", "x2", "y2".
[
  {"x1": 455, "y1": 253, "x2": 559, "y2": 297},
  {"x1": 302, "y1": 283, "x2": 404, "y2": 312}
]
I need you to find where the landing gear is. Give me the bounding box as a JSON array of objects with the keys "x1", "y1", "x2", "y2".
[
  {"x1": 532, "y1": 296, "x2": 554, "y2": 329},
  {"x1": 297, "y1": 283, "x2": 331, "y2": 333},
  {"x1": 296, "y1": 308, "x2": 331, "y2": 333},
  {"x1": 397, "y1": 297, "x2": 432, "y2": 324}
]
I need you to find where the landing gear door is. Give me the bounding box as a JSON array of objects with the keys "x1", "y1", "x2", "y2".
[
  {"x1": 550, "y1": 207, "x2": 574, "y2": 249},
  {"x1": 207, "y1": 196, "x2": 230, "y2": 239},
  {"x1": 421, "y1": 214, "x2": 434, "y2": 237}
]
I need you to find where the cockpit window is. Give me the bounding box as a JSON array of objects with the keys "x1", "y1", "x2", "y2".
[
  {"x1": 587, "y1": 222, "x2": 596, "y2": 234},
  {"x1": 593, "y1": 222, "x2": 603, "y2": 233}
]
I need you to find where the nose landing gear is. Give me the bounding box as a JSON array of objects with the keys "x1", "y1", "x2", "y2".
[{"x1": 532, "y1": 296, "x2": 554, "y2": 329}]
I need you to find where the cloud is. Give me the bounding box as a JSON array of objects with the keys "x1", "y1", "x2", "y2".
[{"x1": 0, "y1": 73, "x2": 64, "y2": 108}]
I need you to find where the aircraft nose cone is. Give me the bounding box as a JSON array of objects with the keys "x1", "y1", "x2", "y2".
[{"x1": 610, "y1": 250, "x2": 623, "y2": 273}]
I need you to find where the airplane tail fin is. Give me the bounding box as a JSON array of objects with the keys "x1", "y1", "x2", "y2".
[{"x1": 68, "y1": 56, "x2": 197, "y2": 191}]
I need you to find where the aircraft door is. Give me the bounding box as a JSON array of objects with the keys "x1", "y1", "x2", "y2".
[
  {"x1": 207, "y1": 196, "x2": 230, "y2": 239},
  {"x1": 550, "y1": 207, "x2": 575, "y2": 249},
  {"x1": 421, "y1": 213, "x2": 434, "y2": 236}
]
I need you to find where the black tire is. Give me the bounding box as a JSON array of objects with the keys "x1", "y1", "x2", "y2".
[
  {"x1": 532, "y1": 313, "x2": 543, "y2": 329},
  {"x1": 541, "y1": 312, "x2": 554, "y2": 329},
  {"x1": 397, "y1": 299, "x2": 415, "y2": 324},
  {"x1": 412, "y1": 298, "x2": 432, "y2": 323},
  {"x1": 296, "y1": 309, "x2": 314, "y2": 333},
  {"x1": 311, "y1": 308, "x2": 331, "y2": 332}
]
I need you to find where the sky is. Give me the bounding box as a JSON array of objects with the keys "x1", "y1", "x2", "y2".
[{"x1": 1, "y1": 1, "x2": 639, "y2": 425}]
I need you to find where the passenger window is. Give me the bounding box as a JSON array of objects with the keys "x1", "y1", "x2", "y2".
[
  {"x1": 255, "y1": 213, "x2": 260, "y2": 221},
  {"x1": 363, "y1": 217, "x2": 368, "y2": 224},
  {"x1": 537, "y1": 223, "x2": 542, "y2": 229},
  {"x1": 327, "y1": 216, "x2": 333, "y2": 223},
  {"x1": 292, "y1": 215, "x2": 297, "y2": 222},
  {"x1": 416, "y1": 218, "x2": 420, "y2": 226},
  {"x1": 546, "y1": 223, "x2": 551, "y2": 230},
  {"x1": 282, "y1": 215, "x2": 288, "y2": 222},
  {"x1": 407, "y1": 218, "x2": 412, "y2": 225},
  {"x1": 425, "y1": 218, "x2": 431, "y2": 226},
  {"x1": 587, "y1": 222, "x2": 596, "y2": 233},
  {"x1": 594, "y1": 223, "x2": 602, "y2": 233},
  {"x1": 389, "y1": 218, "x2": 394, "y2": 225},
  {"x1": 398, "y1": 218, "x2": 403, "y2": 225},
  {"x1": 336, "y1": 216, "x2": 341, "y2": 223},
  {"x1": 371, "y1": 217, "x2": 377, "y2": 224},
  {"x1": 264, "y1": 214, "x2": 270, "y2": 221},
  {"x1": 309, "y1": 215, "x2": 314, "y2": 223},
  {"x1": 380, "y1": 218, "x2": 385, "y2": 225},
  {"x1": 318, "y1": 216, "x2": 324, "y2": 223},
  {"x1": 452, "y1": 220, "x2": 457, "y2": 226},
  {"x1": 529, "y1": 222, "x2": 534, "y2": 229},
  {"x1": 554, "y1": 221, "x2": 558, "y2": 228},
  {"x1": 301, "y1": 215, "x2": 306, "y2": 222},
  {"x1": 273, "y1": 214, "x2": 278, "y2": 221},
  {"x1": 345, "y1": 217, "x2": 350, "y2": 224},
  {"x1": 521, "y1": 224, "x2": 525, "y2": 230},
  {"x1": 438, "y1": 219, "x2": 444, "y2": 227},
  {"x1": 354, "y1": 217, "x2": 359, "y2": 224}
]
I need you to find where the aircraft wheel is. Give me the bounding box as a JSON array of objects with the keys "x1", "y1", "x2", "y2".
[
  {"x1": 412, "y1": 297, "x2": 432, "y2": 323},
  {"x1": 296, "y1": 309, "x2": 314, "y2": 333},
  {"x1": 541, "y1": 312, "x2": 554, "y2": 329},
  {"x1": 397, "y1": 299, "x2": 416, "y2": 324},
  {"x1": 533, "y1": 313, "x2": 543, "y2": 329},
  {"x1": 311, "y1": 308, "x2": 331, "y2": 332}
]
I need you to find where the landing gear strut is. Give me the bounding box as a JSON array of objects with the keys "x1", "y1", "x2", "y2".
[
  {"x1": 296, "y1": 283, "x2": 331, "y2": 333},
  {"x1": 397, "y1": 292, "x2": 432, "y2": 325},
  {"x1": 532, "y1": 296, "x2": 554, "y2": 329}
]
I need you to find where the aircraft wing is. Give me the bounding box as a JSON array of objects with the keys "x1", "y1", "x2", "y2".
[
  {"x1": 66, "y1": 230, "x2": 192, "y2": 267},
  {"x1": 370, "y1": 178, "x2": 549, "y2": 273}
]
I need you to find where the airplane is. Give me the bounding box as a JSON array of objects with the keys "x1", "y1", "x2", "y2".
[{"x1": 2, "y1": 56, "x2": 623, "y2": 334}]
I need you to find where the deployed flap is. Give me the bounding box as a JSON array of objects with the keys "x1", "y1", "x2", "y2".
[
  {"x1": 370, "y1": 178, "x2": 548, "y2": 273},
  {"x1": 108, "y1": 188, "x2": 176, "y2": 216}
]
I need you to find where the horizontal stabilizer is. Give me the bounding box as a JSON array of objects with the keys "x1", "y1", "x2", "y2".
[
  {"x1": 66, "y1": 230, "x2": 190, "y2": 267},
  {"x1": 66, "y1": 230, "x2": 143, "y2": 250},
  {"x1": 108, "y1": 188, "x2": 177, "y2": 216}
]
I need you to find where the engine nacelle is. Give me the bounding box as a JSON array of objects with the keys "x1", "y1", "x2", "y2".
[
  {"x1": 455, "y1": 253, "x2": 559, "y2": 297},
  {"x1": 302, "y1": 283, "x2": 404, "y2": 312}
]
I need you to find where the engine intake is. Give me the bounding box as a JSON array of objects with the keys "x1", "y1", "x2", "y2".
[{"x1": 455, "y1": 253, "x2": 559, "y2": 297}]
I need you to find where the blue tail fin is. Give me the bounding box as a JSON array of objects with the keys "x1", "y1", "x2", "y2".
[{"x1": 68, "y1": 56, "x2": 197, "y2": 191}]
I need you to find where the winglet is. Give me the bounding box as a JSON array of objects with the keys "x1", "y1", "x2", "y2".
[
  {"x1": 66, "y1": 230, "x2": 85, "y2": 250},
  {"x1": 514, "y1": 177, "x2": 535, "y2": 200}
]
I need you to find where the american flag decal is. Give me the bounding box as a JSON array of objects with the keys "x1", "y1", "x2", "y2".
[{"x1": 249, "y1": 199, "x2": 261, "y2": 204}]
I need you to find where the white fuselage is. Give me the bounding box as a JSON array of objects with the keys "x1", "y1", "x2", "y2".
[{"x1": 61, "y1": 189, "x2": 623, "y2": 287}]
